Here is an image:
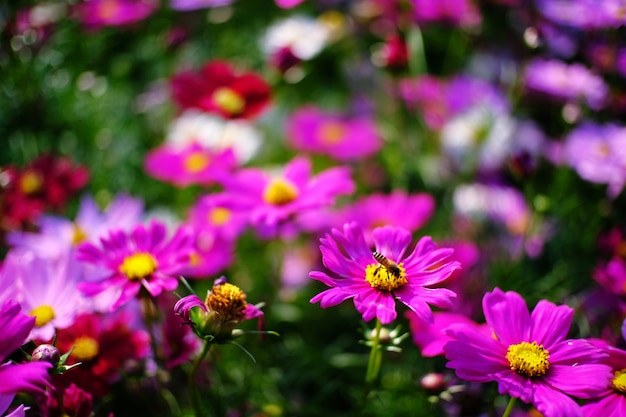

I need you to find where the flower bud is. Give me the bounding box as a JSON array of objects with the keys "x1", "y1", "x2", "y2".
[
  {"x1": 420, "y1": 372, "x2": 446, "y2": 395},
  {"x1": 32, "y1": 344, "x2": 60, "y2": 366}
]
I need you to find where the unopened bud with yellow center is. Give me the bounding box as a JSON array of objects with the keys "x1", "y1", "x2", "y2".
[
  {"x1": 119, "y1": 252, "x2": 158, "y2": 280},
  {"x1": 72, "y1": 336, "x2": 99, "y2": 361},
  {"x1": 212, "y1": 87, "x2": 245, "y2": 115},
  {"x1": 206, "y1": 282, "x2": 248, "y2": 323},
  {"x1": 263, "y1": 178, "x2": 298, "y2": 206},
  {"x1": 30, "y1": 305, "x2": 56, "y2": 327},
  {"x1": 506, "y1": 341, "x2": 550, "y2": 377}
]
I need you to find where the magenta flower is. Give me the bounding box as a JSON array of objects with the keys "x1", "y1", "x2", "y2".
[
  {"x1": 581, "y1": 340, "x2": 626, "y2": 417},
  {"x1": 144, "y1": 142, "x2": 238, "y2": 187},
  {"x1": 285, "y1": 106, "x2": 382, "y2": 161},
  {"x1": 309, "y1": 222, "x2": 460, "y2": 324},
  {"x1": 73, "y1": 0, "x2": 157, "y2": 31},
  {"x1": 412, "y1": 0, "x2": 482, "y2": 28},
  {"x1": 221, "y1": 156, "x2": 355, "y2": 239},
  {"x1": 77, "y1": 220, "x2": 195, "y2": 310},
  {"x1": 0, "y1": 300, "x2": 52, "y2": 396},
  {"x1": 444, "y1": 288, "x2": 613, "y2": 417}
]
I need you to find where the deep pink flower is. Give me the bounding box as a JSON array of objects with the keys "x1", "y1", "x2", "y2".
[
  {"x1": 309, "y1": 222, "x2": 459, "y2": 324},
  {"x1": 144, "y1": 142, "x2": 238, "y2": 187},
  {"x1": 73, "y1": 0, "x2": 156, "y2": 30},
  {"x1": 412, "y1": 0, "x2": 481, "y2": 28},
  {"x1": 444, "y1": 288, "x2": 613, "y2": 417},
  {"x1": 76, "y1": 220, "x2": 195, "y2": 310},
  {"x1": 581, "y1": 340, "x2": 626, "y2": 417},
  {"x1": 0, "y1": 300, "x2": 52, "y2": 396},
  {"x1": 171, "y1": 60, "x2": 271, "y2": 120},
  {"x1": 220, "y1": 156, "x2": 355, "y2": 239},
  {"x1": 285, "y1": 106, "x2": 382, "y2": 161}
]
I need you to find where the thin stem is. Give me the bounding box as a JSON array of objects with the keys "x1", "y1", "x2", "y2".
[
  {"x1": 501, "y1": 396, "x2": 517, "y2": 417},
  {"x1": 365, "y1": 319, "x2": 383, "y2": 386},
  {"x1": 189, "y1": 340, "x2": 212, "y2": 417}
]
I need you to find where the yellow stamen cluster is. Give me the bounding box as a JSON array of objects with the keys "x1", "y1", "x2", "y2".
[
  {"x1": 318, "y1": 122, "x2": 345, "y2": 144},
  {"x1": 506, "y1": 341, "x2": 550, "y2": 377},
  {"x1": 72, "y1": 223, "x2": 88, "y2": 246},
  {"x1": 184, "y1": 152, "x2": 210, "y2": 173},
  {"x1": 20, "y1": 171, "x2": 42, "y2": 195},
  {"x1": 611, "y1": 369, "x2": 626, "y2": 393},
  {"x1": 205, "y1": 282, "x2": 248, "y2": 322},
  {"x1": 30, "y1": 305, "x2": 56, "y2": 327},
  {"x1": 263, "y1": 178, "x2": 298, "y2": 206},
  {"x1": 364, "y1": 262, "x2": 407, "y2": 292},
  {"x1": 119, "y1": 252, "x2": 158, "y2": 280},
  {"x1": 72, "y1": 336, "x2": 100, "y2": 361},
  {"x1": 212, "y1": 87, "x2": 245, "y2": 115},
  {"x1": 209, "y1": 207, "x2": 231, "y2": 226}
]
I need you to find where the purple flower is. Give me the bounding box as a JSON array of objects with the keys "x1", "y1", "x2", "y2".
[
  {"x1": 285, "y1": 106, "x2": 382, "y2": 161},
  {"x1": 7, "y1": 194, "x2": 143, "y2": 261},
  {"x1": 523, "y1": 58, "x2": 609, "y2": 110},
  {"x1": 169, "y1": 0, "x2": 233, "y2": 11},
  {"x1": 220, "y1": 156, "x2": 355, "y2": 239},
  {"x1": 581, "y1": 340, "x2": 626, "y2": 417},
  {"x1": 536, "y1": 0, "x2": 626, "y2": 30},
  {"x1": 73, "y1": 0, "x2": 157, "y2": 31},
  {"x1": 77, "y1": 220, "x2": 195, "y2": 310},
  {"x1": 563, "y1": 123, "x2": 626, "y2": 198},
  {"x1": 309, "y1": 222, "x2": 459, "y2": 324},
  {"x1": 444, "y1": 288, "x2": 613, "y2": 417},
  {"x1": 0, "y1": 300, "x2": 52, "y2": 396}
]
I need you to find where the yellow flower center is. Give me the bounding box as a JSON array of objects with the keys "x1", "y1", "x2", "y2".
[
  {"x1": 317, "y1": 122, "x2": 345, "y2": 145},
  {"x1": 209, "y1": 207, "x2": 231, "y2": 226},
  {"x1": 20, "y1": 171, "x2": 42, "y2": 194},
  {"x1": 30, "y1": 305, "x2": 56, "y2": 327},
  {"x1": 212, "y1": 87, "x2": 245, "y2": 115},
  {"x1": 119, "y1": 252, "x2": 158, "y2": 280},
  {"x1": 184, "y1": 151, "x2": 210, "y2": 173},
  {"x1": 364, "y1": 261, "x2": 407, "y2": 292},
  {"x1": 72, "y1": 336, "x2": 99, "y2": 361},
  {"x1": 205, "y1": 282, "x2": 248, "y2": 322},
  {"x1": 263, "y1": 178, "x2": 298, "y2": 206},
  {"x1": 72, "y1": 224, "x2": 88, "y2": 246},
  {"x1": 98, "y1": 0, "x2": 120, "y2": 19},
  {"x1": 506, "y1": 341, "x2": 550, "y2": 377},
  {"x1": 612, "y1": 369, "x2": 626, "y2": 393}
]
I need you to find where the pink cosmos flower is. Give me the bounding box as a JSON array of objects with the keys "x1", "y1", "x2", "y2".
[
  {"x1": 76, "y1": 220, "x2": 195, "y2": 310},
  {"x1": 1, "y1": 250, "x2": 88, "y2": 342},
  {"x1": 274, "y1": 0, "x2": 305, "y2": 8},
  {"x1": 581, "y1": 340, "x2": 626, "y2": 416},
  {"x1": 523, "y1": 58, "x2": 609, "y2": 110},
  {"x1": 221, "y1": 156, "x2": 355, "y2": 239},
  {"x1": 73, "y1": 0, "x2": 157, "y2": 31},
  {"x1": 285, "y1": 106, "x2": 382, "y2": 161},
  {"x1": 444, "y1": 288, "x2": 613, "y2": 417},
  {"x1": 0, "y1": 300, "x2": 52, "y2": 397},
  {"x1": 169, "y1": 0, "x2": 233, "y2": 11},
  {"x1": 144, "y1": 142, "x2": 238, "y2": 187},
  {"x1": 309, "y1": 222, "x2": 460, "y2": 324},
  {"x1": 563, "y1": 123, "x2": 626, "y2": 198},
  {"x1": 178, "y1": 227, "x2": 235, "y2": 279},
  {"x1": 187, "y1": 192, "x2": 249, "y2": 241},
  {"x1": 412, "y1": 0, "x2": 482, "y2": 28}
]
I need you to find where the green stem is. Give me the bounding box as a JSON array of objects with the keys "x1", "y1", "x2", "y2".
[
  {"x1": 189, "y1": 340, "x2": 212, "y2": 417},
  {"x1": 365, "y1": 319, "x2": 383, "y2": 386},
  {"x1": 501, "y1": 396, "x2": 517, "y2": 417}
]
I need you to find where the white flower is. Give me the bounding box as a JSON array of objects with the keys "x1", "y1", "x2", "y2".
[{"x1": 261, "y1": 15, "x2": 334, "y2": 60}]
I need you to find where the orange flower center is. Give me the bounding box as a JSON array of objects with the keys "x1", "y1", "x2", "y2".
[
  {"x1": 206, "y1": 283, "x2": 248, "y2": 322},
  {"x1": 208, "y1": 207, "x2": 231, "y2": 226},
  {"x1": 184, "y1": 151, "x2": 210, "y2": 173},
  {"x1": 317, "y1": 122, "x2": 345, "y2": 145},
  {"x1": 20, "y1": 171, "x2": 43, "y2": 194}
]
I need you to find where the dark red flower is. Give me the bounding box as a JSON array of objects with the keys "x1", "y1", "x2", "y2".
[
  {"x1": 0, "y1": 154, "x2": 89, "y2": 232},
  {"x1": 52, "y1": 312, "x2": 149, "y2": 398},
  {"x1": 171, "y1": 60, "x2": 272, "y2": 120},
  {"x1": 380, "y1": 34, "x2": 409, "y2": 71}
]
